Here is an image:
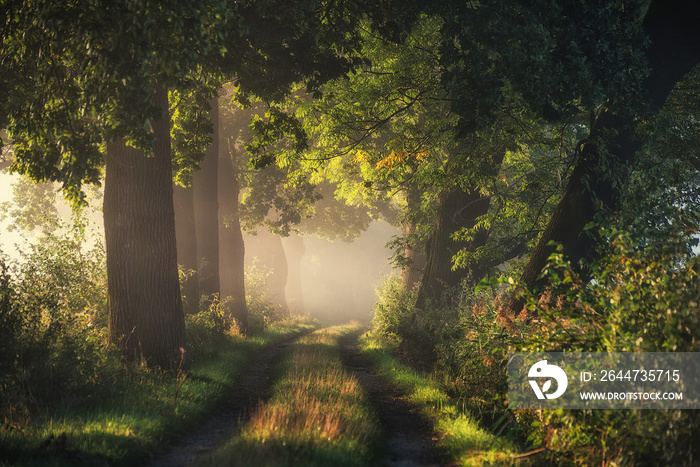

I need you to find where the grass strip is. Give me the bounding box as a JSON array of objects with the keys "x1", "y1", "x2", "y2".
[
  {"x1": 359, "y1": 332, "x2": 516, "y2": 466},
  {"x1": 208, "y1": 323, "x2": 381, "y2": 467},
  {"x1": 0, "y1": 318, "x2": 316, "y2": 466}
]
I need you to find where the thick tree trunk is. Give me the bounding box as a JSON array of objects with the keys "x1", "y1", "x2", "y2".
[
  {"x1": 173, "y1": 183, "x2": 199, "y2": 315},
  {"x1": 507, "y1": 0, "x2": 700, "y2": 315},
  {"x1": 194, "y1": 98, "x2": 220, "y2": 309},
  {"x1": 104, "y1": 84, "x2": 187, "y2": 370},
  {"x1": 282, "y1": 234, "x2": 305, "y2": 314},
  {"x1": 415, "y1": 185, "x2": 490, "y2": 308},
  {"x1": 219, "y1": 136, "x2": 249, "y2": 332}
]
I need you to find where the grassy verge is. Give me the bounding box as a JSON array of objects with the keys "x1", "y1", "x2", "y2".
[
  {"x1": 359, "y1": 332, "x2": 517, "y2": 466},
  {"x1": 208, "y1": 323, "x2": 381, "y2": 467},
  {"x1": 0, "y1": 318, "x2": 316, "y2": 466}
]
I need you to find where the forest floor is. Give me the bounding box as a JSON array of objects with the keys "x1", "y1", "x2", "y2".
[{"x1": 148, "y1": 325, "x2": 451, "y2": 466}]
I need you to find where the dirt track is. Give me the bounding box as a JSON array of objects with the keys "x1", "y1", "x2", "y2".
[
  {"x1": 146, "y1": 334, "x2": 300, "y2": 467},
  {"x1": 148, "y1": 328, "x2": 449, "y2": 466},
  {"x1": 339, "y1": 331, "x2": 449, "y2": 467}
]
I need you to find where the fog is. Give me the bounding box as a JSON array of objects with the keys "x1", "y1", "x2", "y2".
[
  {"x1": 295, "y1": 221, "x2": 399, "y2": 325},
  {"x1": 247, "y1": 221, "x2": 399, "y2": 326},
  {"x1": 1, "y1": 172, "x2": 399, "y2": 326}
]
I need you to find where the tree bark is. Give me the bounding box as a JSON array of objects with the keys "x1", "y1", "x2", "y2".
[
  {"x1": 194, "y1": 98, "x2": 220, "y2": 310},
  {"x1": 173, "y1": 183, "x2": 199, "y2": 315},
  {"x1": 415, "y1": 185, "x2": 489, "y2": 308},
  {"x1": 507, "y1": 0, "x2": 700, "y2": 315},
  {"x1": 104, "y1": 84, "x2": 187, "y2": 370},
  {"x1": 219, "y1": 134, "x2": 249, "y2": 332}
]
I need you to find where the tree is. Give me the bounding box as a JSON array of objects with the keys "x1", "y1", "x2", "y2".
[
  {"x1": 2, "y1": 0, "x2": 368, "y2": 367},
  {"x1": 218, "y1": 101, "x2": 254, "y2": 331},
  {"x1": 103, "y1": 85, "x2": 186, "y2": 368},
  {"x1": 2, "y1": 1, "x2": 218, "y2": 369},
  {"x1": 506, "y1": 0, "x2": 700, "y2": 314},
  {"x1": 173, "y1": 183, "x2": 199, "y2": 315},
  {"x1": 291, "y1": 15, "x2": 566, "y2": 310}
]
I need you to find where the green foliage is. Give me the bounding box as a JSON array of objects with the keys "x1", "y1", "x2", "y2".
[
  {"x1": 171, "y1": 84, "x2": 218, "y2": 187},
  {"x1": 371, "y1": 276, "x2": 515, "y2": 419},
  {"x1": 451, "y1": 120, "x2": 583, "y2": 274},
  {"x1": 371, "y1": 276, "x2": 419, "y2": 346},
  {"x1": 0, "y1": 176, "x2": 60, "y2": 234},
  {"x1": 2, "y1": 0, "x2": 368, "y2": 203},
  {"x1": 0, "y1": 222, "x2": 120, "y2": 422},
  {"x1": 244, "y1": 260, "x2": 287, "y2": 334},
  {"x1": 185, "y1": 295, "x2": 228, "y2": 360},
  {"x1": 514, "y1": 230, "x2": 700, "y2": 465},
  {"x1": 434, "y1": 0, "x2": 648, "y2": 130}
]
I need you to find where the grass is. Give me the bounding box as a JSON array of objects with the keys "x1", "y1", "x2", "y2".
[
  {"x1": 0, "y1": 317, "x2": 316, "y2": 466},
  {"x1": 359, "y1": 331, "x2": 518, "y2": 466},
  {"x1": 208, "y1": 323, "x2": 382, "y2": 467}
]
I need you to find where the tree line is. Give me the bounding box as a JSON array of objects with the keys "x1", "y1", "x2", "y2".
[{"x1": 1, "y1": 0, "x2": 699, "y2": 378}]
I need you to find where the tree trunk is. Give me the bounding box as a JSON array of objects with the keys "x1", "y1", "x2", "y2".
[
  {"x1": 194, "y1": 98, "x2": 220, "y2": 310},
  {"x1": 507, "y1": 0, "x2": 700, "y2": 315},
  {"x1": 219, "y1": 135, "x2": 249, "y2": 332},
  {"x1": 401, "y1": 185, "x2": 427, "y2": 291},
  {"x1": 415, "y1": 186, "x2": 488, "y2": 308},
  {"x1": 282, "y1": 234, "x2": 305, "y2": 314},
  {"x1": 174, "y1": 183, "x2": 199, "y2": 315},
  {"x1": 104, "y1": 84, "x2": 187, "y2": 370},
  {"x1": 416, "y1": 148, "x2": 505, "y2": 308}
]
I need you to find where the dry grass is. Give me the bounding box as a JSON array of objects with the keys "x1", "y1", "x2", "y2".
[{"x1": 208, "y1": 324, "x2": 381, "y2": 467}]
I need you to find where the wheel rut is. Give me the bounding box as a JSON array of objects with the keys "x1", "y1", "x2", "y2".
[
  {"x1": 339, "y1": 331, "x2": 451, "y2": 467},
  {"x1": 146, "y1": 331, "x2": 306, "y2": 467}
]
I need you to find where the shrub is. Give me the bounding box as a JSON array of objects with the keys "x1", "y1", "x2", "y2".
[
  {"x1": 0, "y1": 225, "x2": 126, "y2": 423},
  {"x1": 185, "y1": 295, "x2": 229, "y2": 359},
  {"x1": 245, "y1": 260, "x2": 286, "y2": 334},
  {"x1": 517, "y1": 231, "x2": 700, "y2": 465},
  {"x1": 438, "y1": 292, "x2": 513, "y2": 419}
]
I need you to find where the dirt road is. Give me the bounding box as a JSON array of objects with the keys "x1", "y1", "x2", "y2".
[{"x1": 148, "y1": 328, "x2": 450, "y2": 466}]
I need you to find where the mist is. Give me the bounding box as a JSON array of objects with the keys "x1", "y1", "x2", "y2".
[{"x1": 246, "y1": 221, "x2": 399, "y2": 325}]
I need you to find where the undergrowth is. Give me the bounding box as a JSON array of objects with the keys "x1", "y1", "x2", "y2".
[{"x1": 0, "y1": 222, "x2": 317, "y2": 465}]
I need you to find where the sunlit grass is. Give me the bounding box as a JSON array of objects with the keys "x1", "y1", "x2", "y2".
[
  {"x1": 0, "y1": 317, "x2": 316, "y2": 466},
  {"x1": 359, "y1": 332, "x2": 517, "y2": 466},
  {"x1": 209, "y1": 323, "x2": 381, "y2": 467}
]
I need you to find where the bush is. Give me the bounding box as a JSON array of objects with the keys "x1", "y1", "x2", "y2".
[
  {"x1": 371, "y1": 275, "x2": 513, "y2": 415},
  {"x1": 185, "y1": 295, "x2": 230, "y2": 359},
  {"x1": 438, "y1": 291, "x2": 513, "y2": 419},
  {"x1": 245, "y1": 260, "x2": 286, "y2": 334},
  {"x1": 517, "y1": 231, "x2": 700, "y2": 466},
  {"x1": 0, "y1": 226, "x2": 126, "y2": 423}
]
